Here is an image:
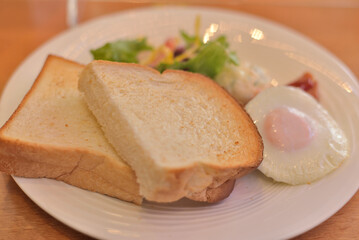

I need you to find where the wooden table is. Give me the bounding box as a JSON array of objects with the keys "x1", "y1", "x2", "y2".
[{"x1": 0, "y1": 0, "x2": 358, "y2": 239}]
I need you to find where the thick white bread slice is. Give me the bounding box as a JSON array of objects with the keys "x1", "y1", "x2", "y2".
[
  {"x1": 79, "y1": 60, "x2": 263, "y2": 202},
  {"x1": 0, "y1": 55, "x2": 142, "y2": 204},
  {"x1": 0, "y1": 55, "x2": 236, "y2": 204}
]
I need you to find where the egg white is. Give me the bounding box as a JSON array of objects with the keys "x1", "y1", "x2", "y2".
[{"x1": 245, "y1": 86, "x2": 349, "y2": 185}]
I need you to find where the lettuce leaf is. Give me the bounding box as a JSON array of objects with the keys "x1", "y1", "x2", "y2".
[
  {"x1": 157, "y1": 36, "x2": 238, "y2": 79},
  {"x1": 90, "y1": 32, "x2": 238, "y2": 79},
  {"x1": 90, "y1": 38, "x2": 153, "y2": 63},
  {"x1": 180, "y1": 30, "x2": 200, "y2": 48}
]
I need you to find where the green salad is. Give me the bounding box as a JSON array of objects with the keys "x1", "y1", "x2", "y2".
[{"x1": 90, "y1": 17, "x2": 238, "y2": 79}]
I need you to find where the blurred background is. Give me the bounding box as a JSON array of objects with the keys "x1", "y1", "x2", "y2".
[{"x1": 0, "y1": 0, "x2": 358, "y2": 95}]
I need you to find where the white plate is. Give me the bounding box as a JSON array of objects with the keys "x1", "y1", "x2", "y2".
[{"x1": 1, "y1": 6, "x2": 359, "y2": 240}]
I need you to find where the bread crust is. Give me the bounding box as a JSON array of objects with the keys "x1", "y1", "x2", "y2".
[
  {"x1": 186, "y1": 179, "x2": 235, "y2": 203},
  {"x1": 0, "y1": 136, "x2": 142, "y2": 204}
]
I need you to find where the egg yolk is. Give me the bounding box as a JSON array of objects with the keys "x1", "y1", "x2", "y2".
[{"x1": 264, "y1": 107, "x2": 314, "y2": 151}]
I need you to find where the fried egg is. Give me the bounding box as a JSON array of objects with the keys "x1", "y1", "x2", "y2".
[{"x1": 245, "y1": 86, "x2": 349, "y2": 185}]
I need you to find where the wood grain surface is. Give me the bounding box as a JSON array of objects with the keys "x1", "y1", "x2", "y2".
[{"x1": 0, "y1": 0, "x2": 358, "y2": 239}]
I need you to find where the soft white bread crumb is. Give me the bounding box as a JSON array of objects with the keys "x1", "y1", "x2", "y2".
[{"x1": 79, "y1": 60, "x2": 263, "y2": 202}]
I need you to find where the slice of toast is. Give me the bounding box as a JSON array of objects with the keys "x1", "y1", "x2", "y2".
[
  {"x1": 0, "y1": 55, "x2": 236, "y2": 204},
  {"x1": 79, "y1": 60, "x2": 263, "y2": 202},
  {"x1": 0, "y1": 55, "x2": 142, "y2": 204}
]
